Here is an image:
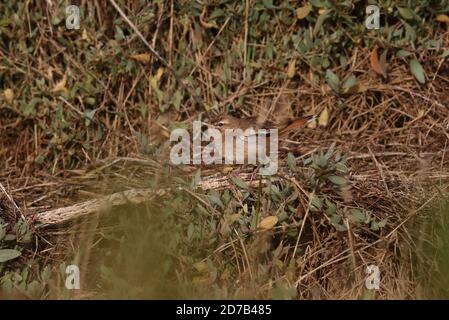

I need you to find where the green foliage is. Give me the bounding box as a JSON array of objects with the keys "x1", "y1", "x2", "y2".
[
  {"x1": 0, "y1": 218, "x2": 47, "y2": 299},
  {"x1": 0, "y1": 0, "x2": 446, "y2": 299},
  {"x1": 412, "y1": 199, "x2": 449, "y2": 299},
  {"x1": 301, "y1": 145, "x2": 387, "y2": 233},
  {"x1": 0, "y1": 218, "x2": 32, "y2": 265}
]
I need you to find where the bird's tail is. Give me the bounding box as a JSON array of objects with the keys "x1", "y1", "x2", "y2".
[{"x1": 279, "y1": 115, "x2": 315, "y2": 136}]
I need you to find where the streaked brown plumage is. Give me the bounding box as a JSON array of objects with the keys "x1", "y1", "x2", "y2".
[
  {"x1": 210, "y1": 114, "x2": 315, "y2": 138},
  {"x1": 207, "y1": 114, "x2": 315, "y2": 165}
]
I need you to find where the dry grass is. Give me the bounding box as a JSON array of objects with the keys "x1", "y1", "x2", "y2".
[{"x1": 1, "y1": 0, "x2": 449, "y2": 299}]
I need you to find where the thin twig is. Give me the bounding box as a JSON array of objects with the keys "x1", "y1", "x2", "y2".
[
  {"x1": 292, "y1": 191, "x2": 313, "y2": 261},
  {"x1": 107, "y1": 0, "x2": 202, "y2": 112},
  {"x1": 0, "y1": 182, "x2": 26, "y2": 221}
]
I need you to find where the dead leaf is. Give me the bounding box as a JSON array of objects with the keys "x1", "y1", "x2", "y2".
[
  {"x1": 287, "y1": 59, "x2": 296, "y2": 78},
  {"x1": 342, "y1": 83, "x2": 360, "y2": 95},
  {"x1": 81, "y1": 29, "x2": 90, "y2": 41},
  {"x1": 193, "y1": 261, "x2": 208, "y2": 273},
  {"x1": 131, "y1": 53, "x2": 151, "y2": 64},
  {"x1": 296, "y1": 3, "x2": 312, "y2": 20},
  {"x1": 225, "y1": 213, "x2": 241, "y2": 225},
  {"x1": 156, "y1": 67, "x2": 164, "y2": 81},
  {"x1": 370, "y1": 46, "x2": 388, "y2": 79},
  {"x1": 3, "y1": 89, "x2": 14, "y2": 103},
  {"x1": 436, "y1": 14, "x2": 449, "y2": 23},
  {"x1": 296, "y1": 205, "x2": 304, "y2": 218},
  {"x1": 222, "y1": 166, "x2": 234, "y2": 175},
  {"x1": 258, "y1": 216, "x2": 278, "y2": 230},
  {"x1": 417, "y1": 109, "x2": 425, "y2": 119},
  {"x1": 52, "y1": 73, "x2": 67, "y2": 93},
  {"x1": 200, "y1": 8, "x2": 218, "y2": 29},
  {"x1": 307, "y1": 118, "x2": 317, "y2": 129},
  {"x1": 318, "y1": 107, "x2": 329, "y2": 127}
]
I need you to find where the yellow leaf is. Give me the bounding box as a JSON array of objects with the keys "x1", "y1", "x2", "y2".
[
  {"x1": 52, "y1": 73, "x2": 67, "y2": 93},
  {"x1": 149, "y1": 68, "x2": 165, "y2": 90},
  {"x1": 296, "y1": 3, "x2": 312, "y2": 19},
  {"x1": 318, "y1": 107, "x2": 329, "y2": 127},
  {"x1": 342, "y1": 83, "x2": 360, "y2": 95},
  {"x1": 257, "y1": 216, "x2": 278, "y2": 230},
  {"x1": 156, "y1": 67, "x2": 164, "y2": 81},
  {"x1": 225, "y1": 213, "x2": 241, "y2": 224},
  {"x1": 149, "y1": 76, "x2": 158, "y2": 90},
  {"x1": 131, "y1": 53, "x2": 151, "y2": 64},
  {"x1": 287, "y1": 59, "x2": 296, "y2": 78},
  {"x1": 436, "y1": 14, "x2": 449, "y2": 23},
  {"x1": 318, "y1": 9, "x2": 326, "y2": 15},
  {"x1": 307, "y1": 118, "x2": 317, "y2": 129},
  {"x1": 200, "y1": 7, "x2": 219, "y2": 29},
  {"x1": 222, "y1": 166, "x2": 234, "y2": 175},
  {"x1": 417, "y1": 109, "x2": 425, "y2": 119},
  {"x1": 192, "y1": 275, "x2": 208, "y2": 284},
  {"x1": 81, "y1": 29, "x2": 90, "y2": 41},
  {"x1": 193, "y1": 261, "x2": 208, "y2": 273},
  {"x1": 3, "y1": 89, "x2": 14, "y2": 103}
]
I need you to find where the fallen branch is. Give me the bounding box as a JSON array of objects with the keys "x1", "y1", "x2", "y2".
[
  {"x1": 36, "y1": 188, "x2": 169, "y2": 226},
  {"x1": 36, "y1": 173, "x2": 272, "y2": 226}
]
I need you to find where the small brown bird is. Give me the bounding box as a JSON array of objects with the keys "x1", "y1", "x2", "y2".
[
  {"x1": 210, "y1": 113, "x2": 315, "y2": 138},
  {"x1": 205, "y1": 114, "x2": 315, "y2": 172}
]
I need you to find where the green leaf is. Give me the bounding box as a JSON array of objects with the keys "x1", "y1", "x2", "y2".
[
  {"x1": 378, "y1": 218, "x2": 388, "y2": 228},
  {"x1": 325, "y1": 199, "x2": 337, "y2": 215},
  {"x1": 332, "y1": 221, "x2": 347, "y2": 232},
  {"x1": 262, "y1": 0, "x2": 275, "y2": 9},
  {"x1": 335, "y1": 162, "x2": 348, "y2": 173},
  {"x1": 265, "y1": 41, "x2": 274, "y2": 59},
  {"x1": 310, "y1": 195, "x2": 322, "y2": 211},
  {"x1": 83, "y1": 109, "x2": 96, "y2": 126},
  {"x1": 342, "y1": 75, "x2": 358, "y2": 94},
  {"x1": 287, "y1": 152, "x2": 296, "y2": 171},
  {"x1": 230, "y1": 176, "x2": 249, "y2": 190},
  {"x1": 324, "y1": 142, "x2": 336, "y2": 161},
  {"x1": 327, "y1": 175, "x2": 347, "y2": 185},
  {"x1": 208, "y1": 192, "x2": 224, "y2": 209},
  {"x1": 4, "y1": 234, "x2": 16, "y2": 241},
  {"x1": 172, "y1": 91, "x2": 183, "y2": 110},
  {"x1": 192, "y1": 169, "x2": 202, "y2": 188},
  {"x1": 396, "y1": 50, "x2": 412, "y2": 58},
  {"x1": 309, "y1": 0, "x2": 325, "y2": 8},
  {"x1": 313, "y1": 11, "x2": 329, "y2": 35},
  {"x1": 398, "y1": 7, "x2": 414, "y2": 20},
  {"x1": 410, "y1": 59, "x2": 426, "y2": 84},
  {"x1": 0, "y1": 249, "x2": 21, "y2": 263},
  {"x1": 349, "y1": 209, "x2": 365, "y2": 222},
  {"x1": 330, "y1": 214, "x2": 341, "y2": 225},
  {"x1": 24, "y1": 97, "x2": 40, "y2": 116},
  {"x1": 325, "y1": 69, "x2": 340, "y2": 93},
  {"x1": 303, "y1": 157, "x2": 312, "y2": 166}
]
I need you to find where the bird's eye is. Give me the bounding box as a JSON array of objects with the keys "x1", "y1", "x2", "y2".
[{"x1": 217, "y1": 122, "x2": 225, "y2": 127}]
